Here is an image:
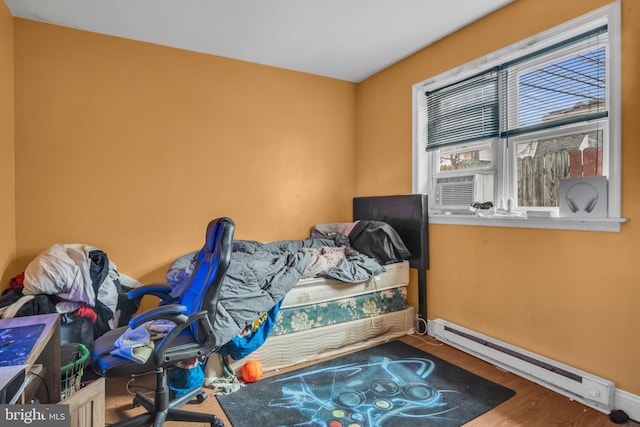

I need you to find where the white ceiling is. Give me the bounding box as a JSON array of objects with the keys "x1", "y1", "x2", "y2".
[{"x1": 5, "y1": 0, "x2": 513, "y2": 82}]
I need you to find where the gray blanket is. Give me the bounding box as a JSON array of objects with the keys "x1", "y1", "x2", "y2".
[{"x1": 167, "y1": 237, "x2": 384, "y2": 350}]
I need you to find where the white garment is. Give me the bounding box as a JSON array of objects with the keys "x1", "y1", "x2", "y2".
[
  {"x1": 110, "y1": 320, "x2": 176, "y2": 364},
  {"x1": 24, "y1": 244, "x2": 97, "y2": 306},
  {"x1": 23, "y1": 243, "x2": 142, "y2": 321}
]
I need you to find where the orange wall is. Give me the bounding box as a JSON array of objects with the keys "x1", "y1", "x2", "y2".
[
  {"x1": 6, "y1": 0, "x2": 640, "y2": 397},
  {"x1": 356, "y1": 0, "x2": 640, "y2": 395},
  {"x1": 0, "y1": 2, "x2": 15, "y2": 286},
  {"x1": 13, "y1": 20, "x2": 357, "y2": 284}
]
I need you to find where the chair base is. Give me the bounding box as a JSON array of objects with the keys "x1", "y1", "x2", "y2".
[{"x1": 108, "y1": 368, "x2": 224, "y2": 427}]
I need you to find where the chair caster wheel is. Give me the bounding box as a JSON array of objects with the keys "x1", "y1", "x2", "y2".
[
  {"x1": 195, "y1": 391, "x2": 208, "y2": 403},
  {"x1": 211, "y1": 419, "x2": 224, "y2": 427},
  {"x1": 132, "y1": 398, "x2": 141, "y2": 408}
]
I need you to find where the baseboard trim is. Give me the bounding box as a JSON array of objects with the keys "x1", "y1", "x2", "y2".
[{"x1": 614, "y1": 389, "x2": 640, "y2": 423}]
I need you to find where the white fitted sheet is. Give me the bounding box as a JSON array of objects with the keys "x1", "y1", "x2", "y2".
[{"x1": 282, "y1": 260, "x2": 409, "y2": 308}]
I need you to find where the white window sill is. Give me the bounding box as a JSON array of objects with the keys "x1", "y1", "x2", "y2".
[{"x1": 429, "y1": 212, "x2": 628, "y2": 232}]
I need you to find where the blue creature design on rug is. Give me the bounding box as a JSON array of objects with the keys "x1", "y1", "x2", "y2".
[{"x1": 267, "y1": 356, "x2": 459, "y2": 427}]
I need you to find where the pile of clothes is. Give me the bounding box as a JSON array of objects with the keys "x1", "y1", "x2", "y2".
[{"x1": 0, "y1": 244, "x2": 143, "y2": 350}]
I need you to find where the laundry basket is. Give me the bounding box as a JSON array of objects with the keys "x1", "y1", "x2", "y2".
[{"x1": 60, "y1": 343, "x2": 90, "y2": 399}]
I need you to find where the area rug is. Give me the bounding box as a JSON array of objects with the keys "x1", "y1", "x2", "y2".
[{"x1": 217, "y1": 340, "x2": 515, "y2": 427}]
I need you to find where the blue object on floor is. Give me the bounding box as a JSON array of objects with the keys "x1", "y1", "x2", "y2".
[{"x1": 169, "y1": 362, "x2": 205, "y2": 398}]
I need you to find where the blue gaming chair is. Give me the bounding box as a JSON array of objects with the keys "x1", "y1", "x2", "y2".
[{"x1": 92, "y1": 217, "x2": 235, "y2": 427}]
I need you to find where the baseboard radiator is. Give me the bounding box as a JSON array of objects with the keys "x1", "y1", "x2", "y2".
[{"x1": 430, "y1": 318, "x2": 615, "y2": 413}]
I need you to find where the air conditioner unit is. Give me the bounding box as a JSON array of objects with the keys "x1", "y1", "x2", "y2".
[{"x1": 434, "y1": 173, "x2": 494, "y2": 207}]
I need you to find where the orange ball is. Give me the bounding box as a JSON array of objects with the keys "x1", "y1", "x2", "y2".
[{"x1": 241, "y1": 360, "x2": 263, "y2": 383}]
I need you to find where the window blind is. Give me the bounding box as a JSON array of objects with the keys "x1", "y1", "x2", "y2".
[
  {"x1": 425, "y1": 70, "x2": 498, "y2": 151},
  {"x1": 425, "y1": 27, "x2": 607, "y2": 150}
]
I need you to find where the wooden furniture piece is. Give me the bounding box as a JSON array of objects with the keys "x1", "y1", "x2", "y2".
[
  {"x1": 0, "y1": 313, "x2": 61, "y2": 403},
  {"x1": 60, "y1": 378, "x2": 105, "y2": 427}
]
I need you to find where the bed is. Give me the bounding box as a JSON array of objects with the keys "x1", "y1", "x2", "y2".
[{"x1": 204, "y1": 194, "x2": 429, "y2": 376}]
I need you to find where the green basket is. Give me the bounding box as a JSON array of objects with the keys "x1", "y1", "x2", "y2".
[{"x1": 60, "y1": 343, "x2": 89, "y2": 400}]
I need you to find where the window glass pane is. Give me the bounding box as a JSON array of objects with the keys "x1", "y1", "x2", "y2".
[
  {"x1": 438, "y1": 143, "x2": 492, "y2": 172},
  {"x1": 516, "y1": 129, "x2": 603, "y2": 207},
  {"x1": 518, "y1": 46, "x2": 605, "y2": 127},
  {"x1": 504, "y1": 30, "x2": 608, "y2": 139}
]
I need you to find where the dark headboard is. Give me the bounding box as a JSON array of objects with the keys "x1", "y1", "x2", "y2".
[
  {"x1": 353, "y1": 194, "x2": 429, "y2": 323},
  {"x1": 353, "y1": 194, "x2": 429, "y2": 270}
]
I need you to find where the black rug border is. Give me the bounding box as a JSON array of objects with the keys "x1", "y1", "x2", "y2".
[{"x1": 217, "y1": 339, "x2": 515, "y2": 427}]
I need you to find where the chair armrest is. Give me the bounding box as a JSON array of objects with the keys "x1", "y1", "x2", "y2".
[
  {"x1": 155, "y1": 310, "x2": 213, "y2": 364},
  {"x1": 128, "y1": 304, "x2": 188, "y2": 329},
  {"x1": 127, "y1": 284, "x2": 174, "y2": 303}
]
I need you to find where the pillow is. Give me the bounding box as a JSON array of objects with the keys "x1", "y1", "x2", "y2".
[{"x1": 310, "y1": 222, "x2": 359, "y2": 237}]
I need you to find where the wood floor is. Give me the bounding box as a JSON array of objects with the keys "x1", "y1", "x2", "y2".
[{"x1": 104, "y1": 334, "x2": 638, "y2": 426}]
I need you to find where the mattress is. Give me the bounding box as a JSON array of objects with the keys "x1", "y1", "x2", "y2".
[
  {"x1": 282, "y1": 260, "x2": 409, "y2": 308},
  {"x1": 207, "y1": 259, "x2": 414, "y2": 377},
  {"x1": 207, "y1": 306, "x2": 416, "y2": 376},
  {"x1": 272, "y1": 287, "x2": 408, "y2": 336}
]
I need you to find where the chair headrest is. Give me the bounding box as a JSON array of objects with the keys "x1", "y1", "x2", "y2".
[{"x1": 205, "y1": 217, "x2": 233, "y2": 253}]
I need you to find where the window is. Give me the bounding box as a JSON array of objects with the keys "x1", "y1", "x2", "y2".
[{"x1": 412, "y1": 3, "x2": 623, "y2": 231}]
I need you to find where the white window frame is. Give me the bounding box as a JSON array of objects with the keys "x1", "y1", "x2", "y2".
[{"x1": 412, "y1": 2, "x2": 625, "y2": 232}]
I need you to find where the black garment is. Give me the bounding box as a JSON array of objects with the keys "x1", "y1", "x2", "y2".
[
  {"x1": 15, "y1": 294, "x2": 59, "y2": 317},
  {"x1": 88, "y1": 250, "x2": 114, "y2": 339},
  {"x1": 0, "y1": 289, "x2": 23, "y2": 308},
  {"x1": 116, "y1": 284, "x2": 142, "y2": 328},
  {"x1": 349, "y1": 220, "x2": 411, "y2": 265},
  {"x1": 88, "y1": 250, "x2": 109, "y2": 294}
]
